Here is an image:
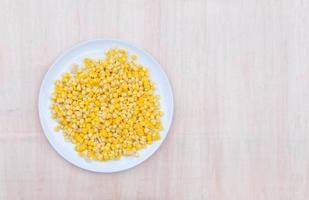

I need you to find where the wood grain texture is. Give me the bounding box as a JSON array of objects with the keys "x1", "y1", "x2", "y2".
[{"x1": 1, "y1": 0, "x2": 309, "y2": 199}]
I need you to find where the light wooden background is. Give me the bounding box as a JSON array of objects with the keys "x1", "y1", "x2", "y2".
[{"x1": 1, "y1": 0, "x2": 309, "y2": 199}]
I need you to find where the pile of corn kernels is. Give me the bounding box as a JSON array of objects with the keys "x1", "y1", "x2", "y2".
[{"x1": 50, "y1": 48, "x2": 163, "y2": 161}]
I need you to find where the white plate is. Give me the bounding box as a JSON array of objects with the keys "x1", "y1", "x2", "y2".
[{"x1": 38, "y1": 39, "x2": 174, "y2": 173}]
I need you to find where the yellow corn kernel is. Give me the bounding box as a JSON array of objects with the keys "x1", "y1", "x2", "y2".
[
  {"x1": 75, "y1": 145, "x2": 86, "y2": 152},
  {"x1": 131, "y1": 54, "x2": 137, "y2": 61}
]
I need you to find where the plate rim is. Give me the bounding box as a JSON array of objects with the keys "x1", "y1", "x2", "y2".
[{"x1": 38, "y1": 38, "x2": 174, "y2": 173}]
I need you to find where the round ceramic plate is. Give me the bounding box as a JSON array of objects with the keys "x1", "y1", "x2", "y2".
[{"x1": 38, "y1": 39, "x2": 173, "y2": 173}]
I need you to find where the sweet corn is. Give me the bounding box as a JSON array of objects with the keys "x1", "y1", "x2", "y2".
[{"x1": 50, "y1": 48, "x2": 163, "y2": 161}]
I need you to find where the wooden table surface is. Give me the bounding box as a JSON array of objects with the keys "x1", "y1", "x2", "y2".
[{"x1": 1, "y1": 0, "x2": 309, "y2": 199}]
